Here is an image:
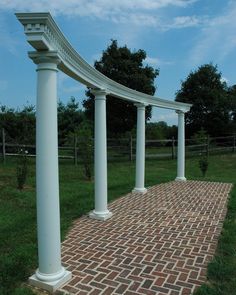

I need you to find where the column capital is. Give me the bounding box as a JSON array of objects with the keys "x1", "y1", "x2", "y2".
[
  {"x1": 91, "y1": 88, "x2": 108, "y2": 99},
  {"x1": 134, "y1": 102, "x2": 147, "y2": 109},
  {"x1": 176, "y1": 110, "x2": 185, "y2": 115},
  {"x1": 28, "y1": 50, "x2": 61, "y2": 66}
]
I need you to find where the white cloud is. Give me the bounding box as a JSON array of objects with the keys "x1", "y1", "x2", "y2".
[
  {"x1": 0, "y1": 0, "x2": 198, "y2": 14},
  {"x1": 145, "y1": 56, "x2": 174, "y2": 67},
  {"x1": 188, "y1": 1, "x2": 236, "y2": 66},
  {"x1": 151, "y1": 109, "x2": 177, "y2": 125},
  {"x1": 165, "y1": 15, "x2": 206, "y2": 30},
  {"x1": 1, "y1": 0, "x2": 200, "y2": 29},
  {"x1": 221, "y1": 77, "x2": 229, "y2": 84}
]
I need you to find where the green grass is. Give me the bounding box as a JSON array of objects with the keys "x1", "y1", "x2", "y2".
[
  {"x1": 0, "y1": 154, "x2": 235, "y2": 294},
  {"x1": 192, "y1": 155, "x2": 236, "y2": 295}
]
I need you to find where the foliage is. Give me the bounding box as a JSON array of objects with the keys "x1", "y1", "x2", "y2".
[
  {"x1": 83, "y1": 40, "x2": 159, "y2": 135},
  {"x1": 0, "y1": 97, "x2": 85, "y2": 146},
  {"x1": 58, "y1": 97, "x2": 84, "y2": 145},
  {"x1": 0, "y1": 104, "x2": 35, "y2": 144},
  {"x1": 176, "y1": 64, "x2": 234, "y2": 137},
  {"x1": 77, "y1": 121, "x2": 94, "y2": 180},
  {"x1": 191, "y1": 128, "x2": 208, "y2": 145},
  {"x1": 16, "y1": 149, "x2": 28, "y2": 190},
  {"x1": 12, "y1": 287, "x2": 35, "y2": 295},
  {"x1": 227, "y1": 85, "x2": 236, "y2": 131},
  {"x1": 199, "y1": 156, "x2": 208, "y2": 177},
  {"x1": 146, "y1": 121, "x2": 177, "y2": 140}
]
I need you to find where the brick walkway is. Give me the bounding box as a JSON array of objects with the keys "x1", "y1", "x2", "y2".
[{"x1": 58, "y1": 181, "x2": 232, "y2": 295}]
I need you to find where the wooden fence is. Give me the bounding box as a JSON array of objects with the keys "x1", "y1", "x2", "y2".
[{"x1": 0, "y1": 128, "x2": 235, "y2": 164}]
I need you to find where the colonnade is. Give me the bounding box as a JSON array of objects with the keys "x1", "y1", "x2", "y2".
[{"x1": 27, "y1": 51, "x2": 187, "y2": 291}]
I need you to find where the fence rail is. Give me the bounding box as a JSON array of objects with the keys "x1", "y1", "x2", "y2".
[{"x1": 0, "y1": 128, "x2": 235, "y2": 164}]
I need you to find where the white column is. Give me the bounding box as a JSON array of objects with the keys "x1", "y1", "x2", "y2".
[
  {"x1": 89, "y1": 89, "x2": 112, "y2": 221},
  {"x1": 28, "y1": 51, "x2": 71, "y2": 292},
  {"x1": 175, "y1": 110, "x2": 186, "y2": 181},
  {"x1": 133, "y1": 103, "x2": 147, "y2": 193}
]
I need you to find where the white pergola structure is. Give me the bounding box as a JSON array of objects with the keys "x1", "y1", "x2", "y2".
[{"x1": 16, "y1": 12, "x2": 191, "y2": 292}]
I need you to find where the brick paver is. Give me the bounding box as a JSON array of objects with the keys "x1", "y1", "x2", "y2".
[{"x1": 58, "y1": 181, "x2": 232, "y2": 295}]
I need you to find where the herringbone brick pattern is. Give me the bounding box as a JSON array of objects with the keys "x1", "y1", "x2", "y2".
[{"x1": 58, "y1": 181, "x2": 232, "y2": 295}]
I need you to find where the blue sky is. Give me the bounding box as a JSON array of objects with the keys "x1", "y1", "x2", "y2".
[{"x1": 0, "y1": 0, "x2": 236, "y2": 125}]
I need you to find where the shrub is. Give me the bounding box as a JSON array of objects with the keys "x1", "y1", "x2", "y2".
[
  {"x1": 199, "y1": 156, "x2": 208, "y2": 177},
  {"x1": 16, "y1": 149, "x2": 28, "y2": 190},
  {"x1": 77, "y1": 121, "x2": 93, "y2": 180}
]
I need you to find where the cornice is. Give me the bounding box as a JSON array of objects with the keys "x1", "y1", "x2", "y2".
[{"x1": 16, "y1": 12, "x2": 192, "y2": 112}]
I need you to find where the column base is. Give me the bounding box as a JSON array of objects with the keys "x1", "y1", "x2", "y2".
[
  {"x1": 175, "y1": 176, "x2": 187, "y2": 181},
  {"x1": 29, "y1": 269, "x2": 72, "y2": 292},
  {"x1": 132, "y1": 187, "x2": 147, "y2": 194},
  {"x1": 89, "y1": 210, "x2": 113, "y2": 221}
]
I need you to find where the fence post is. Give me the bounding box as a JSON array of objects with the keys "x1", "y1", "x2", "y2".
[
  {"x1": 2, "y1": 128, "x2": 6, "y2": 163},
  {"x1": 74, "y1": 135, "x2": 77, "y2": 166},
  {"x1": 171, "y1": 137, "x2": 175, "y2": 159},
  {"x1": 206, "y1": 136, "x2": 209, "y2": 157},
  {"x1": 233, "y1": 134, "x2": 235, "y2": 153},
  {"x1": 129, "y1": 134, "x2": 133, "y2": 161}
]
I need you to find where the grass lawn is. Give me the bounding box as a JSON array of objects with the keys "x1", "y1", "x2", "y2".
[{"x1": 0, "y1": 153, "x2": 235, "y2": 294}]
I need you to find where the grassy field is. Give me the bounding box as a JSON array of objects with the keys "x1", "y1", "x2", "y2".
[{"x1": 0, "y1": 153, "x2": 235, "y2": 294}]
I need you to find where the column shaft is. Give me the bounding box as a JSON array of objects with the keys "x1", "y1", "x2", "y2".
[
  {"x1": 36, "y1": 61, "x2": 62, "y2": 276},
  {"x1": 176, "y1": 111, "x2": 186, "y2": 181},
  {"x1": 89, "y1": 90, "x2": 112, "y2": 220},
  {"x1": 133, "y1": 104, "x2": 147, "y2": 193},
  {"x1": 28, "y1": 52, "x2": 71, "y2": 292}
]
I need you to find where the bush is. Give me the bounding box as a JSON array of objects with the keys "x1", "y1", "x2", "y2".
[
  {"x1": 77, "y1": 121, "x2": 94, "y2": 180},
  {"x1": 199, "y1": 156, "x2": 208, "y2": 177},
  {"x1": 192, "y1": 128, "x2": 208, "y2": 145},
  {"x1": 16, "y1": 149, "x2": 28, "y2": 190}
]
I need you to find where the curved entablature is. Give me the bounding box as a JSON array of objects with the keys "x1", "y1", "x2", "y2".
[{"x1": 16, "y1": 12, "x2": 191, "y2": 112}]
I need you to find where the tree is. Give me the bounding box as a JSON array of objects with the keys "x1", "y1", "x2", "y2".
[
  {"x1": 175, "y1": 64, "x2": 232, "y2": 137},
  {"x1": 0, "y1": 104, "x2": 36, "y2": 144},
  {"x1": 146, "y1": 121, "x2": 177, "y2": 140},
  {"x1": 227, "y1": 85, "x2": 236, "y2": 131},
  {"x1": 58, "y1": 97, "x2": 84, "y2": 145},
  {"x1": 0, "y1": 97, "x2": 85, "y2": 146},
  {"x1": 77, "y1": 121, "x2": 93, "y2": 181},
  {"x1": 83, "y1": 40, "x2": 159, "y2": 135}
]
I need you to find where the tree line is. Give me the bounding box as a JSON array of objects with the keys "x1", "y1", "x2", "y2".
[
  {"x1": 1, "y1": 40, "x2": 235, "y2": 145},
  {"x1": 0, "y1": 98, "x2": 177, "y2": 145}
]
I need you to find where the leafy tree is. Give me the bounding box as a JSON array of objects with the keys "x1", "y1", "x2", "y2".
[
  {"x1": 16, "y1": 149, "x2": 29, "y2": 190},
  {"x1": 146, "y1": 121, "x2": 177, "y2": 140},
  {"x1": 191, "y1": 128, "x2": 208, "y2": 145},
  {"x1": 0, "y1": 97, "x2": 85, "y2": 146},
  {"x1": 175, "y1": 64, "x2": 232, "y2": 137},
  {"x1": 0, "y1": 104, "x2": 35, "y2": 144},
  {"x1": 66, "y1": 120, "x2": 94, "y2": 180},
  {"x1": 77, "y1": 121, "x2": 93, "y2": 180},
  {"x1": 58, "y1": 97, "x2": 84, "y2": 145},
  {"x1": 83, "y1": 40, "x2": 159, "y2": 135},
  {"x1": 227, "y1": 85, "x2": 236, "y2": 131},
  {"x1": 199, "y1": 156, "x2": 208, "y2": 177}
]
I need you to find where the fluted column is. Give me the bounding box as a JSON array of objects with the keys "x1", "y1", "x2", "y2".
[
  {"x1": 133, "y1": 103, "x2": 147, "y2": 193},
  {"x1": 89, "y1": 89, "x2": 112, "y2": 221},
  {"x1": 175, "y1": 110, "x2": 186, "y2": 181},
  {"x1": 28, "y1": 51, "x2": 71, "y2": 292}
]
